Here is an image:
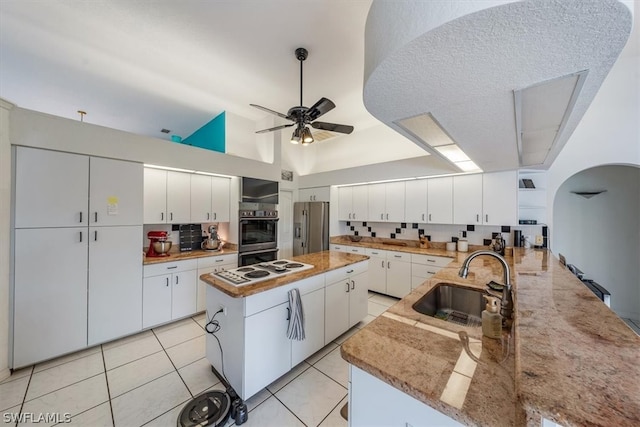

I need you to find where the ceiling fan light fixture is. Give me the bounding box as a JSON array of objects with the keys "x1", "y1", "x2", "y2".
[
  {"x1": 290, "y1": 127, "x2": 302, "y2": 144},
  {"x1": 302, "y1": 127, "x2": 314, "y2": 144}
]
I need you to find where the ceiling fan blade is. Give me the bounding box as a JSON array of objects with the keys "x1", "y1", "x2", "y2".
[
  {"x1": 250, "y1": 104, "x2": 290, "y2": 120},
  {"x1": 305, "y1": 97, "x2": 336, "y2": 121},
  {"x1": 255, "y1": 123, "x2": 294, "y2": 134},
  {"x1": 311, "y1": 121, "x2": 354, "y2": 134}
]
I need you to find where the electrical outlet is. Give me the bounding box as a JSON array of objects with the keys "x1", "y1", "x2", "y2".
[
  {"x1": 535, "y1": 235, "x2": 543, "y2": 245},
  {"x1": 219, "y1": 305, "x2": 227, "y2": 316}
]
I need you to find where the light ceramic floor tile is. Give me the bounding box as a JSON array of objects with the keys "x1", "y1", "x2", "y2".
[
  {"x1": 101, "y1": 329, "x2": 154, "y2": 351},
  {"x1": 102, "y1": 334, "x2": 163, "y2": 371},
  {"x1": 369, "y1": 293, "x2": 400, "y2": 307},
  {"x1": 192, "y1": 313, "x2": 206, "y2": 323},
  {"x1": 20, "y1": 374, "x2": 109, "y2": 427},
  {"x1": 154, "y1": 321, "x2": 204, "y2": 349},
  {"x1": 314, "y1": 347, "x2": 349, "y2": 387},
  {"x1": 241, "y1": 395, "x2": 303, "y2": 427},
  {"x1": 177, "y1": 357, "x2": 221, "y2": 396},
  {"x1": 266, "y1": 362, "x2": 310, "y2": 394},
  {"x1": 333, "y1": 327, "x2": 359, "y2": 345},
  {"x1": 355, "y1": 314, "x2": 376, "y2": 329},
  {"x1": 64, "y1": 402, "x2": 112, "y2": 426},
  {"x1": 2, "y1": 404, "x2": 21, "y2": 427},
  {"x1": 367, "y1": 301, "x2": 388, "y2": 317},
  {"x1": 1, "y1": 366, "x2": 33, "y2": 385},
  {"x1": 275, "y1": 367, "x2": 347, "y2": 427},
  {"x1": 306, "y1": 342, "x2": 338, "y2": 365},
  {"x1": 0, "y1": 376, "x2": 29, "y2": 412},
  {"x1": 165, "y1": 336, "x2": 205, "y2": 369},
  {"x1": 245, "y1": 387, "x2": 272, "y2": 412},
  {"x1": 26, "y1": 353, "x2": 104, "y2": 401},
  {"x1": 107, "y1": 351, "x2": 174, "y2": 398},
  {"x1": 142, "y1": 401, "x2": 189, "y2": 427},
  {"x1": 34, "y1": 346, "x2": 101, "y2": 373},
  {"x1": 318, "y1": 396, "x2": 348, "y2": 427},
  {"x1": 111, "y1": 372, "x2": 190, "y2": 427}
]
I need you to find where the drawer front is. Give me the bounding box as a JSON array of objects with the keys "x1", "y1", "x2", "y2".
[
  {"x1": 325, "y1": 261, "x2": 368, "y2": 284},
  {"x1": 197, "y1": 254, "x2": 238, "y2": 269},
  {"x1": 244, "y1": 274, "x2": 325, "y2": 317},
  {"x1": 144, "y1": 259, "x2": 198, "y2": 277},
  {"x1": 387, "y1": 251, "x2": 411, "y2": 262},
  {"x1": 330, "y1": 244, "x2": 347, "y2": 252},
  {"x1": 345, "y1": 246, "x2": 365, "y2": 255},
  {"x1": 412, "y1": 264, "x2": 441, "y2": 278},
  {"x1": 411, "y1": 254, "x2": 453, "y2": 267},
  {"x1": 365, "y1": 248, "x2": 388, "y2": 258},
  {"x1": 412, "y1": 275, "x2": 431, "y2": 289}
]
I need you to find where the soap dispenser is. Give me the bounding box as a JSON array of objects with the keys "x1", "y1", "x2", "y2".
[{"x1": 482, "y1": 295, "x2": 502, "y2": 339}]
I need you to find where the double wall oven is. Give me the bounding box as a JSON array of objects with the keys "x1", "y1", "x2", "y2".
[{"x1": 238, "y1": 208, "x2": 279, "y2": 266}]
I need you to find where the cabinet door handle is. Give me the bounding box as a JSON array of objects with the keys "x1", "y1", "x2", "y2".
[
  {"x1": 94, "y1": 230, "x2": 97, "y2": 241},
  {"x1": 485, "y1": 214, "x2": 488, "y2": 222},
  {"x1": 79, "y1": 231, "x2": 83, "y2": 242},
  {"x1": 427, "y1": 259, "x2": 436, "y2": 263},
  {"x1": 346, "y1": 282, "x2": 350, "y2": 292},
  {"x1": 170, "y1": 212, "x2": 173, "y2": 221},
  {"x1": 387, "y1": 261, "x2": 390, "y2": 269},
  {"x1": 422, "y1": 213, "x2": 424, "y2": 221},
  {"x1": 353, "y1": 213, "x2": 356, "y2": 219},
  {"x1": 351, "y1": 280, "x2": 355, "y2": 290},
  {"x1": 167, "y1": 266, "x2": 178, "y2": 270},
  {"x1": 429, "y1": 214, "x2": 432, "y2": 221},
  {"x1": 286, "y1": 307, "x2": 291, "y2": 320},
  {"x1": 380, "y1": 213, "x2": 383, "y2": 220},
  {"x1": 394, "y1": 255, "x2": 401, "y2": 258},
  {"x1": 166, "y1": 277, "x2": 169, "y2": 287},
  {"x1": 94, "y1": 212, "x2": 98, "y2": 223},
  {"x1": 381, "y1": 260, "x2": 384, "y2": 267},
  {"x1": 476, "y1": 214, "x2": 479, "y2": 222},
  {"x1": 428, "y1": 270, "x2": 437, "y2": 274},
  {"x1": 215, "y1": 259, "x2": 223, "y2": 263},
  {"x1": 175, "y1": 276, "x2": 179, "y2": 285},
  {"x1": 386, "y1": 213, "x2": 389, "y2": 220},
  {"x1": 207, "y1": 212, "x2": 210, "y2": 220},
  {"x1": 161, "y1": 212, "x2": 164, "y2": 221},
  {"x1": 79, "y1": 212, "x2": 83, "y2": 223},
  {"x1": 347, "y1": 269, "x2": 354, "y2": 273},
  {"x1": 348, "y1": 213, "x2": 352, "y2": 219}
]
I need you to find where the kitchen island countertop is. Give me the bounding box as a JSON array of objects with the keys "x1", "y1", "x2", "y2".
[{"x1": 200, "y1": 251, "x2": 369, "y2": 298}]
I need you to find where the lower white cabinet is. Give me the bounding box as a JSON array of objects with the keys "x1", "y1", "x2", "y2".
[
  {"x1": 13, "y1": 228, "x2": 88, "y2": 368},
  {"x1": 143, "y1": 259, "x2": 198, "y2": 328},
  {"x1": 365, "y1": 248, "x2": 412, "y2": 298},
  {"x1": 325, "y1": 262, "x2": 369, "y2": 344},
  {"x1": 411, "y1": 254, "x2": 453, "y2": 290},
  {"x1": 349, "y1": 365, "x2": 464, "y2": 427},
  {"x1": 291, "y1": 287, "x2": 325, "y2": 365},
  {"x1": 88, "y1": 225, "x2": 143, "y2": 345},
  {"x1": 196, "y1": 254, "x2": 237, "y2": 312},
  {"x1": 330, "y1": 244, "x2": 365, "y2": 255}
]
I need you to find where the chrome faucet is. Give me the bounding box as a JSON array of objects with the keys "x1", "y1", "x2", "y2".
[{"x1": 458, "y1": 250, "x2": 513, "y2": 321}]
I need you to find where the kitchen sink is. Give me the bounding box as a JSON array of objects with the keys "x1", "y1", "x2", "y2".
[{"x1": 412, "y1": 283, "x2": 484, "y2": 327}]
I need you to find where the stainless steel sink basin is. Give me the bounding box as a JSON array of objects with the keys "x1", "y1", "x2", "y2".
[{"x1": 412, "y1": 283, "x2": 484, "y2": 327}]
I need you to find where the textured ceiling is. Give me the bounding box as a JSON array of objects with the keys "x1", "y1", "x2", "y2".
[{"x1": 363, "y1": 0, "x2": 634, "y2": 172}]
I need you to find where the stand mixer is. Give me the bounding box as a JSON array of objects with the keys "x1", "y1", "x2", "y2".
[{"x1": 146, "y1": 231, "x2": 172, "y2": 257}]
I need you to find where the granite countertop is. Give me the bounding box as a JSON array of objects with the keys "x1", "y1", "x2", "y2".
[
  {"x1": 340, "y1": 244, "x2": 640, "y2": 427},
  {"x1": 330, "y1": 235, "x2": 463, "y2": 257},
  {"x1": 200, "y1": 251, "x2": 369, "y2": 298},
  {"x1": 143, "y1": 247, "x2": 238, "y2": 265}
]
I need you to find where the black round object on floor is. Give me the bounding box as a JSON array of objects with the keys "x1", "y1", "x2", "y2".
[{"x1": 177, "y1": 390, "x2": 230, "y2": 427}]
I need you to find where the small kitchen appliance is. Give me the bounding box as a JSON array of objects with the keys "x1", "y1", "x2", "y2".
[
  {"x1": 202, "y1": 225, "x2": 222, "y2": 251},
  {"x1": 146, "y1": 231, "x2": 171, "y2": 257}
]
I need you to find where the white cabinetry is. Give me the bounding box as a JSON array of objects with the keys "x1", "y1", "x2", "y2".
[
  {"x1": 167, "y1": 171, "x2": 191, "y2": 223},
  {"x1": 324, "y1": 262, "x2": 369, "y2": 344},
  {"x1": 190, "y1": 175, "x2": 231, "y2": 223},
  {"x1": 483, "y1": 170, "x2": 517, "y2": 225},
  {"x1": 405, "y1": 179, "x2": 428, "y2": 223},
  {"x1": 330, "y1": 244, "x2": 365, "y2": 255},
  {"x1": 368, "y1": 182, "x2": 405, "y2": 222},
  {"x1": 196, "y1": 254, "x2": 237, "y2": 312},
  {"x1": 211, "y1": 176, "x2": 231, "y2": 222},
  {"x1": 13, "y1": 228, "x2": 89, "y2": 368},
  {"x1": 411, "y1": 254, "x2": 453, "y2": 290},
  {"x1": 338, "y1": 186, "x2": 368, "y2": 221},
  {"x1": 143, "y1": 168, "x2": 191, "y2": 224},
  {"x1": 143, "y1": 259, "x2": 198, "y2": 328},
  {"x1": 89, "y1": 157, "x2": 143, "y2": 226},
  {"x1": 291, "y1": 287, "x2": 325, "y2": 365},
  {"x1": 299, "y1": 186, "x2": 330, "y2": 202},
  {"x1": 453, "y1": 174, "x2": 483, "y2": 225},
  {"x1": 365, "y1": 249, "x2": 411, "y2": 298},
  {"x1": 350, "y1": 365, "x2": 464, "y2": 427},
  {"x1": 427, "y1": 177, "x2": 453, "y2": 224}
]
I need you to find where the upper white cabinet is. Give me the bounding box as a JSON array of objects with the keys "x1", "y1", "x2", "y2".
[
  {"x1": 368, "y1": 182, "x2": 405, "y2": 222},
  {"x1": 190, "y1": 174, "x2": 212, "y2": 223},
  {"x1": 167, "y1": 171, "x2": 191, "y2": 223},
  {"x1": 15, "y1": 147, "x2": 89, "y2": 228},
  {"x1": 453, "y1": 174, "x2": 483, "y2": 225},
  {"x1": 405, "y1": 179, "x2": 428, "y2": 223},
  {"x1": 299, "y1": 186, "x2": 330, "y2": 202},
  {"x1": 338, "y1": 186, "x2": 367, "y2": 221},
  {"x1": 427, "y1": 177, "x2": 453, "y2": 224},
  {"x1": 89, "y1": 157, "x2": 143, "y2": 226},
  {"x1": 144, "y1": 168, "x2": 191, "y2": 224},
  {"x1": 482, "y1": 170, "x2": 517, "y2": 226},
  {"x1": 211, "y1": 176, "x2": 231, "y2": 222}
]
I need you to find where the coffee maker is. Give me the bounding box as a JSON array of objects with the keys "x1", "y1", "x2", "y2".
[{"x1": 146, "y1": 231, "x2": 172, "y2": 257}]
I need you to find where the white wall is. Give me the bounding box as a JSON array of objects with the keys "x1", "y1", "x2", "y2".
[
  {"x1": 0, "y1": 99, "x2": 13, "y2": 380},
  {"x1": 225, "y1": 112, "x2": 275, "y2": 164},
  {"x1": 553, "y1": 165, "x2": 639, "y2": 319}
]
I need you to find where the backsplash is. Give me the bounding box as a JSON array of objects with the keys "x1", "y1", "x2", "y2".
[
  {"x1": 142, "y1": 222, "x2": 231, "y2": 249},
  {"x1": 338, "y1": 221, "x2": 547, "y2": 248}
]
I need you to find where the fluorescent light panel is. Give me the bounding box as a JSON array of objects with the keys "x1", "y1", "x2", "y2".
[
  {"x1": 144, "y1": 164, "x2": 232, "y2": 178},
  {"x1": 514, "y1": 70, "x2": 588, "y2": 167}
]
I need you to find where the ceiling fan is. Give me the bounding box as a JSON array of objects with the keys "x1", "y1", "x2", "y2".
[{"x1": 251, "y1": 47, "x2": 354, "y2": 145}]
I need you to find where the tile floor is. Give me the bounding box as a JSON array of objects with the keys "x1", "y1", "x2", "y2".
[{"x1": 1, "y1": 292, "x2": 399, "y2": 427}]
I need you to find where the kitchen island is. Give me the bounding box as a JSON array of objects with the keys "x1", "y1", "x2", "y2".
[
  {"x1": 200, "y1": 251, "x2": 369, "y2": 400},
  {"x1": 340, "y1": 246, "x2": 640, "y2": 426}
]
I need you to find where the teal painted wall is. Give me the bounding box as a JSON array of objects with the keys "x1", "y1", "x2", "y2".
[{"x1": 182, "y1": 111, "x2": 225, "y2": 153}]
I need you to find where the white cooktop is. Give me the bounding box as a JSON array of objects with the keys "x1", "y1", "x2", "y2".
[{"x1": 213, "y1": 259, "x2": 314, "y2": 286}]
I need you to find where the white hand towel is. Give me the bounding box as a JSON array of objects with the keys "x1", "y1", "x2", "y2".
[{"x1": 287, "y1": 288, "x2": 305, "y2": 341}]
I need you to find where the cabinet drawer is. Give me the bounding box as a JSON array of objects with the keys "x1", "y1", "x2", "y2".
[
  {"x1": 330, "y1": 244, "x2": 346, "y2": 252},
  {"x1": 197, "y1": 254, "x2": 238, "y2": 269},
  {"x1": 244, "y1": 274, "x2": 324, "y2": 317},
  {"x1": 365, "y1": 248, "x2": 388, "y2": 258},
  {"x1": 144, "y1": 259, "x2": 198, "y2": 277},
  {"x1": 412, "y1": 263, "x2": 441, "y2": 278},
  {"x1": 345, "y1": 246, "x2": 365, "y2": 255},
  {"x1": 411, "y1": 254, "x2": 452, "y2": 267},
  {"x1": 325, "y1": 261, "x2": 368, "y2": 285},
  {"x1": 387, "y1": 251, "x2": 411, "y2": 262}
]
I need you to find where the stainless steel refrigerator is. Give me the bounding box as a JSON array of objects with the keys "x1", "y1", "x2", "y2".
[{"x1": 293, "y1": 202, "x2": 329, "y2": 256}]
